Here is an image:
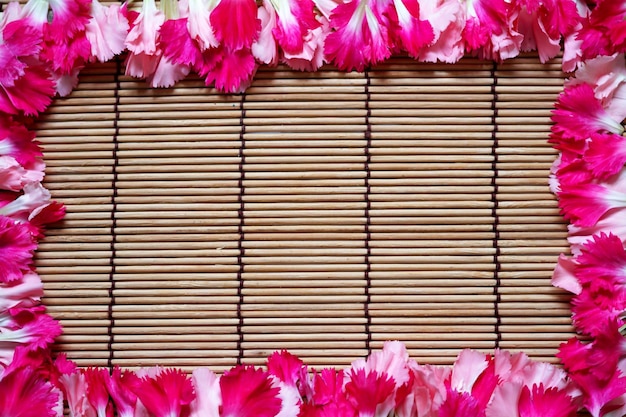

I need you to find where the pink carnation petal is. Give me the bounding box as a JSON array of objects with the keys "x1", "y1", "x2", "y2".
[
  {"x1": 518, "y1": 384, "x2": 578, "y2": 417},
  {"x1": 0, "y1": 366, "x2": 59, "y2": 417},
  {"x1": 160, "y1": 18, "x2": 203, "y2": 67},
  {"x1": 0, "y1": 215, "x2": 36, "y2": 283},
  {"x1": 189, "y1": 367, "x2": 220, "y2": 417},
  {"x1": 105, "y1": 367, "x2": 141, "y2": 417},
  {"x1": 220, "y1": 365, "x2": 282, "y2": 417},
  {"x1": 344, "y1": 367, "x2": 397, "y2": 417},
  {"x1": 202, "y1": 47, "x2": 257, "y2": 93},
  {"x1": 387, "y1": 0, "x2": 434, "y2": 58},
  {"x1": 551, "y1": 253, "x2": 582, "y2": 295},
  {"x1": 84, "y1": 368, "x2": 112, "y2": 417},
  {"x1": 86, "y1": 1, "x2": 130, "y2": 63},
  {"x1": 417, "y1": 0, "x2": 464, "y2": 63},
  {"x1": 325, "y1": 0, "x2": 391, "y2": 71},
  {"x1": 271, "y1": 0, "x2": 319, "y2": 55},
  {"x1": 210, "y1": 0, "x2": 261, "y2": 50},
  {"x1": 0, "y1": 116, "x2": 40, "y2": 167},
  {"x1": 551, "y1": 83, "x2": 624, "y2": 144},
  {"x1": 577, "y1": 232, "x2": 626, "y2": 286},
  {"x1": 584, "y1": 133, "x2": 626, "y2": 180},
  {"x1": 130, "y1": 368, "x2": 194, "y2": 417},
  {"x1": 187, "y1": 0, "x2": 219, "y2": 50},
  {"x1": 252, "y1": 3, "x2": 279, "y2": 66},
  {"x1": 558, "y1": 182, "x2": 626, "y2": 227},
  {"x1": 0, "y1": 65, "x2": 55, "y2": 116},
  {"x1": 439, "y1": 388, "x2": 486, "y2": 417},
  {"x1": 0, "y1": 272, "x2": 43, "y2": 312}
]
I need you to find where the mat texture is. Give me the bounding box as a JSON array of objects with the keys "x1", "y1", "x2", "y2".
[{"x1": 34, "y1": 53, "x2": 573, "y2": 372}]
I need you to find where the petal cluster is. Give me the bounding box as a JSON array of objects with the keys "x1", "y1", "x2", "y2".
[{"x1": 550, "y1": 53, "x2": 626, "y2": 416}]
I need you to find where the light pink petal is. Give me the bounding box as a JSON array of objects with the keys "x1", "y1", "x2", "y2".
[
  {"x1": 86, "y1": 1, "x2": 130, "y2": 63},
  {"x1": 189, "y1": 368, "x2": 220, "y2": 417},
  {"x1": 551, "y1": 253, "x2": 582, "y2": 295},
  {"x1": 59, "y1": 371, "x2": 98, "y2": 417},
  {"x1": 417, "y1": 0, "x2": 465, "y2": 63},
  {"x1": 485, "y1": 382, "x2": 522, "y2": 417},
  {"x1": 0, "y1": 272, "x2": 43, "y2": 312},
  {"x1": 450, "y1": 349, "x2": 490, "y2": 393},
  {"x1": 125, "y1": 0, "x2": 165, "y2": 55},
  {"x1": 0, "y1": 156, "x2": 28, "y2": 191},
  {"x1": 187, "y1": 0, "x2": 219, "y2": 50},
  {"x1": 147, "y1": 54, "x2": 191, "y2": 88},
  {"x1": 252, "y1": 3, "x2": 279, "y2": 66}
]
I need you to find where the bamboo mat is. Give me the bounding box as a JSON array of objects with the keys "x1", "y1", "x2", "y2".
[{"x1": 34, "y1": 53, "x2": 574, "y2": 372}]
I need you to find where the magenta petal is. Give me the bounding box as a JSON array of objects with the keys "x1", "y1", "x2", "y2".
[
  {"x1": 160, "y1": 18, "x2": 203, "y2": 67},
  {"x1": 210, "y1": 0, "x2": 261, "y2": 50}
]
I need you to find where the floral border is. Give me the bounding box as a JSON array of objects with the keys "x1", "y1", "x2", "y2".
[{"x1": 1, "y1": 0, "x2": 625, "y2": 416}]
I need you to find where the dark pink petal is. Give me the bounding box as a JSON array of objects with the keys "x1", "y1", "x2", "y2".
[
  {"x1": 0, "y1": 116, "x2": 41, "y2": 167},
  {"x1": 567, "y1": 367, "x2": 626, "y2": 417},
  {"x1": 344, "y1": 368, "x2": 397, "y2": 417},
  {"x1": 41, "y1": 31, "x2": 91, "y2": 74},
  {"x1": 551, "y1": 83, "x2": 624, "y2": 143},
  {"x1": 438, "y1": 388, "x2": 486, "y2": 417},
  {"x1": 541, "y1": 0, "x2": 581, "y2": 39},
  {"x1": 471, "y1": 358, "x2": 498, "y2": 409},
  {"x1": 0, "y1": 65, "x2": 55, "y2": 116},
  {"x1": 0, "y1": 215, "x2": 36, "y2": 283},
  {"x1": 267, "y1": 349, "x2": 307, "y2": 388},
  {"x1": 576, "y1": 232, "x2": 626, "y2": 286},
  {"x1": 325, "y1": 0, "x2": 391, "y2": 71},
  {"x1": 220, "y1": 365, "x2": 282, "y2": 417},
  {"x1": 202, "y1": 47, "x2": 257, "y2": 93},
  {"x1": 46, "y1": 0, "x2": 92, "y2": 41},
  {"x1": 572, "y1": 288, "x2": 626, "y2": 337},
  {"x1": 130, "y1": 368, "x2": 194, "y2": 417},
  {"x1": 587, "y1": 320, "x2": 626, "y2": 381},
  {"x1": 84, "y1": 368, "x2": 113, "y2": 417},
  {"x1": 2, "y1": 18, "x2": 42, "y2": 58},
  {"x1": 584, "y1": 133, "x2": 626, "y2": 180},
  {"x1": 210, "y1": 0, "x2": 261, "y2": 50},
  {"x1": 272, "y1": 0, "x2": 320, "y2": 55},
  {"x1": 386, "y1": 0, "x2": 434, "y2": 58},
  {"x1": 106, "y1": 367, "x2": 141, "y2": 417},
  {"x1": 0, "y1": 366, "x2": 59, "y2": 417},
  {"x1": 558, "y1": 182, "x2": 626, "y2": 227},
  {"x1": 25, "y1": 201, "x2": 66, "y2": 240}
]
